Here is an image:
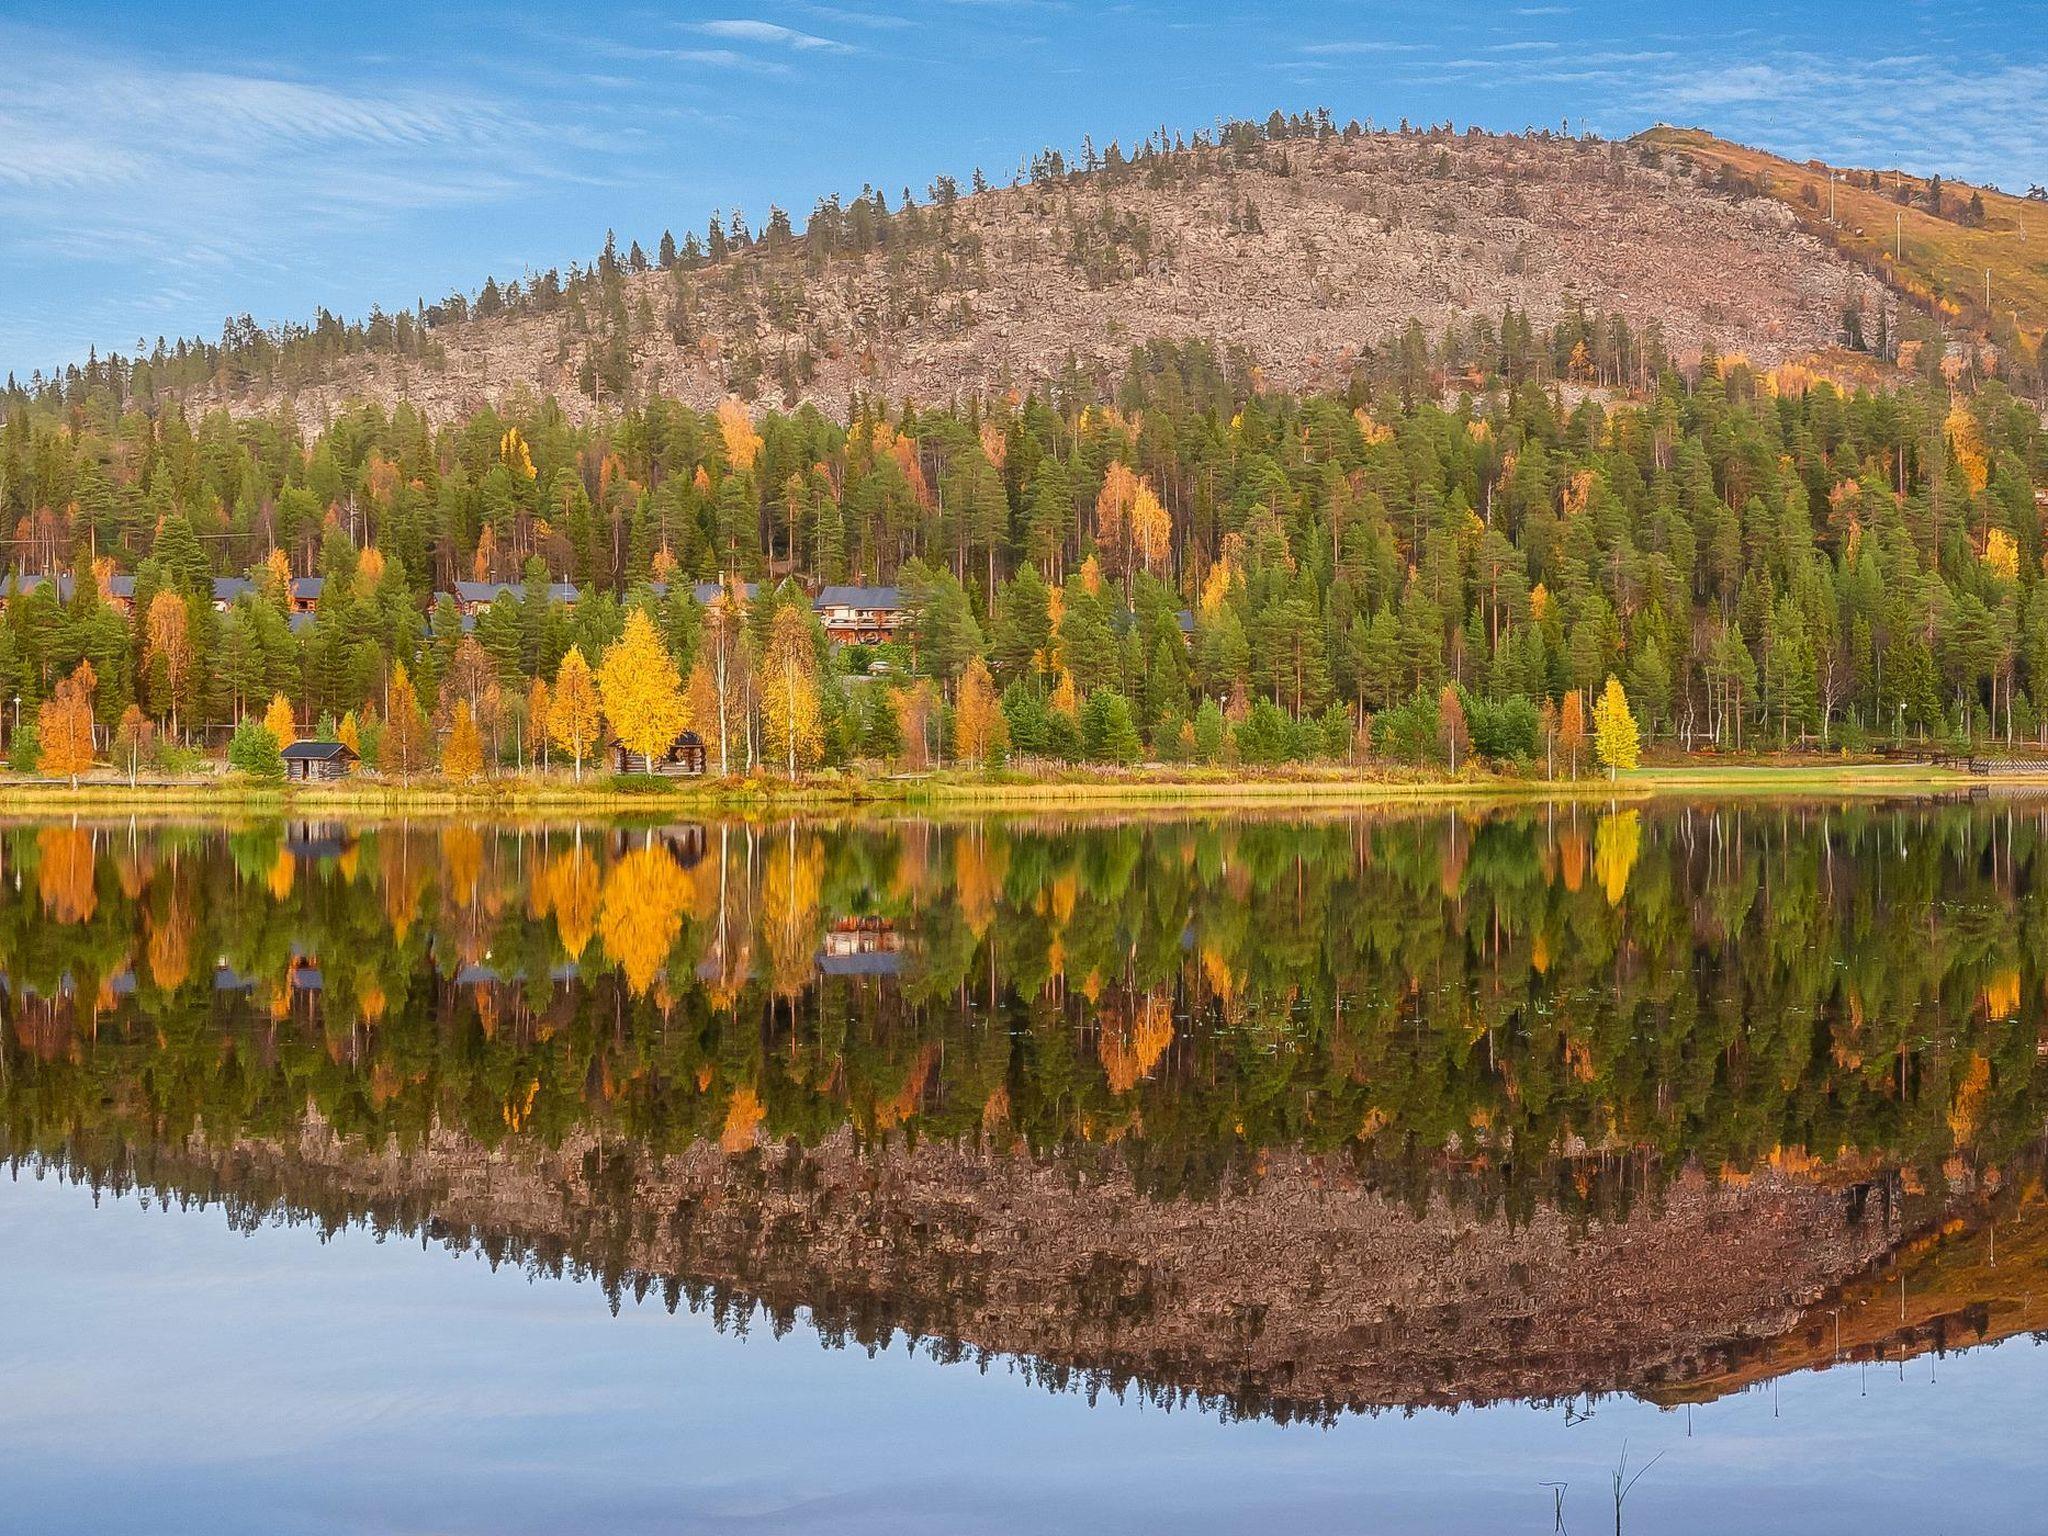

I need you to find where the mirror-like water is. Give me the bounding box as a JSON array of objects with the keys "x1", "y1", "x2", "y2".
[{"x1": 3, "y1": 800, "x2": 2045, "y2": 1531}]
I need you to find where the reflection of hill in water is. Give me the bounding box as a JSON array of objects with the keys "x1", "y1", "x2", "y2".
[
  {"x1": 20, "y1": 1124, "x2": 2028, "y2": 1420},
  {"x1": 6, "y1": 804, "x2": 2048, "y2": 1419}
]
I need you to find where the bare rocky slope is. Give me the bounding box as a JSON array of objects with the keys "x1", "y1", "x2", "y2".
[
  {"x1": 196, "y1": 129, "x2": 1889, "y2": 430},
  {"x1": 119, "y1": 1122, "x2": 1944, "y2": 1418}
]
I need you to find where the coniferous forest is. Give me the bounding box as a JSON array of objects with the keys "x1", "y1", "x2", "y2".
[{"x1": 1, "y1": 330, "x2": 2046, "y2": 778}]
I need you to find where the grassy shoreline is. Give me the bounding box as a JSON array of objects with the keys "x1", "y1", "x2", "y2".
[{"x1": 0, "y1": 759, "x2": 1993, "y2": 816}]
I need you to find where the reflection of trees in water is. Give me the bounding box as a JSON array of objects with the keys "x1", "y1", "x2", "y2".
[{"x1": 4, "y1": 804, "x2": 2048, "y2": 1205}]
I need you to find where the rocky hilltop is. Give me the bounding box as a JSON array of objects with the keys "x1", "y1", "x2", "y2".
[{"x1": 184, "y1": 127, "x2": 1887, "y2": 429}]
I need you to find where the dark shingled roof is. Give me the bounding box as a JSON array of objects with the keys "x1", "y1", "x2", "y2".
[{"x1": 280, "y1": 740, "x2": 358, "y2": 762}]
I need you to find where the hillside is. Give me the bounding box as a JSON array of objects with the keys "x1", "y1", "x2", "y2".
[
  {"x1": 1643, "y1": 126, "x2": 2048, "y2": 358},
  {"x1": 166, "y1": 123, "x2": 1896, "y2": 428}
]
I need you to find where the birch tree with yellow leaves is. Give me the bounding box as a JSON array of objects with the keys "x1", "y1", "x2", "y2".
[
  {"x1": 598, "y1": 609, "x2": 687, "y2": 770},
  {"x1": 549, "y1": 647, "x2": 601, "y2": 781},
  {"x1": 758, "y1": 603, "x2": 823, "y2": 777}
]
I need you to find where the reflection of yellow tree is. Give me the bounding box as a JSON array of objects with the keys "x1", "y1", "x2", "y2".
[
  {"x1": 379, "y1": 832, "x2": 429, "y2": 940},
  {"x1": 953, "y1": 829, "x2": 1010, "y2": 938},
  {"x1": 267, "y1": 847, "x2": 295, "y2": 902},
  {"x1": 147, "y1": 894, "x2": 191, "y2": 990},
  {"x1": 441, "y1": 826, "x2": 485, "y2": 909},
  {"x1": 1593, "y1": 810, "x2": 1641, "y2": 905},
  {"x1": 37, "y1": 826, "x2": 96, "y2": 924},
  {"x1": 542, "y1": 845, "x2": 601, "y2": 959},
  {"x1": 720, "y1": 1083, "x2": 766, "y2": 1152},
  {"x1": 1099, "y1": 994, "x2": 1175, "y2": 1094},
  {"x1": 761, "y1": 829, "x2": 825, "y2": 996},
  {"x1": 600, "y1": 843, "x2": 691, "y2": 995}
]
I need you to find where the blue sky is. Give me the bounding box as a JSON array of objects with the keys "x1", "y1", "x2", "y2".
[{"x1": 2, "y1": 1, "x2": 2042, "y2": 381}]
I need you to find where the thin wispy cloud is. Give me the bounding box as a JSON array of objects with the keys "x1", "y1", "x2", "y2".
[
  {"x1": 694, "y1": 18, "x2": 854, "y2": 52},
  {"x1": 1298, "y1": 39, "x2": 1431, "y2": 55}
]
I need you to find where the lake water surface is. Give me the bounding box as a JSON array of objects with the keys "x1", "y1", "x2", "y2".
[{"x1": 3, "y1": 801, "x2": 2045, "y2": 1532}]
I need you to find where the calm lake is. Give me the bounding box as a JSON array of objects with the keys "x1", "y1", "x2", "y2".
[{"x1": 3, "y1": 800, "x2": 2046, "y2": 1534}]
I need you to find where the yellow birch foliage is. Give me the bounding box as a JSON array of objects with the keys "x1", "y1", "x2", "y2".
[
  {"x1": 1130, "y1": 477, "x2": 1172, "y2": 571},
  {"x1": 1096, "y1": 460, "x2": 1138, "y2": 550},
  {"x1": 549, "y1": 647, "x2": 602, "y2": 774},
  {"x1": 337, "y1": 711, "x2": 361, "y2": 755},
  {"x1": 954, "y1": 656, "x2": 1007, "y2": 764},
  {"x1": 1099, "y1": 994, "x2": 1176, "y2": 1094},
  {"x1": 541, "y1": 846, "x2": 601, "y2": 959},
  {"x1": 1593, "y1": 810, "x2": 1642, "y2": 906},
  {"x1": 759, "y1": 605, "x2": 823, "y2": 776},
  {"x1": 761, "y1": 830, "x2": 825, "y2": 995},
  {"x1": 717, "y1": 397, "x2": 762, "y2": 473},
  {"x1": 263, "y1": 691, "x2": 295, "y2": 748},
  {"x1": 597, "y1": 611, "x2": 686, "y2": 765},
  {"x1": 442, "y1": 701, "x2": 485, "y2": 781},
  {"x1": 1559, "y1": 689, "x2": 1587, "y2": 777},
  {"x1": 599, "y1": 843, "x2": 691, "y2": 995},
  {"x1": 1592, "y1": 675, "x2": 1640, "y2": 776},
  {"x1": 382, "y1": 664, "x2": 432, "y2": 779},
  {"x1": 1984, "y1": 527, "x2": 2019, "y2": 582},
  {"x1": 1945, "y1": 401, "x2": 1989, "y2": 496}
]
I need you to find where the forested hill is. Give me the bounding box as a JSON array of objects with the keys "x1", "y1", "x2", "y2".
[{"x1": 18, "y1": 112, "x2": 2002, "y2": 430}]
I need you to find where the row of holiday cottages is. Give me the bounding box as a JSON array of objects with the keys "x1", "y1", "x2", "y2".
[{"x1": 0, "y1": 573, "x2": 913, "y2": 648}]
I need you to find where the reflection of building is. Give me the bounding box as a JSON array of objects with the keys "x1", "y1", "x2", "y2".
[
  {"x1": 813, "y1": 585, "x2": 904, "y2": 645},
  {"x1": 819, "y1": 916, "x2": 903, "y2": 975},
  {"x1": 612, "y1": 733, "x2": 707, "y2": 776}
]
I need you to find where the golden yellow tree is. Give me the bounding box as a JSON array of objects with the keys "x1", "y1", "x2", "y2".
[
  {"x1": 1592, "y1": 675, "x2": 1640, "y2": 779},
  {"x1": 954, "y1": 655, "x2": 1007, "y2": 765},
  {"x1": 263, "y1": 691, "x2": 296, "y2": 749},
  {"x1": 597, "y1": 611, "x2": 686, "y2": 769},
  {"x1": 142, "y1": 591, "x2": 192, "y2": 736},
  {"x1": 1129, "y1": 477, "x2": 1172, "y2": 573},
  {"x1": 37, "y1": 661, "x2": 98, "y2": 787},
  {"x1": 717, "y1": 396, "x2": 762, "y2": 472},
  {"x1": 442, "y1": 700, "x2": 485, "y2": 781},
  {"x1": 549, "y1": 646, "x2": 602, "y2": 780},
  {"x1": 525, "y1": 675, "x2": 551, "y2": 770},
  {"x1": 381, "y1": 663, "x2": 432, "y2": 780},
  {"x1": 337, "y1": 710, "x2": 361, "y2": 756},
  {"x1": 758, "y1": 604, "x2": 823, "y2": 777}
]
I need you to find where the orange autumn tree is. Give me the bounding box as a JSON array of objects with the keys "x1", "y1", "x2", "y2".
[
  {"x1": 1559, "y1": 689, "x2": 1587, "y2": 780},
  {"x1": 38, "y1": 661, "x2": 98, "y2": 786}
]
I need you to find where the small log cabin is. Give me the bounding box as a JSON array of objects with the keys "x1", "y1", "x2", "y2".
[
  {"x1": 280, "y1": 740, "x2": 359, "y2": 781},
  {"x1": 613, "y1": 731, "x2": 708, "y2": 776}
]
